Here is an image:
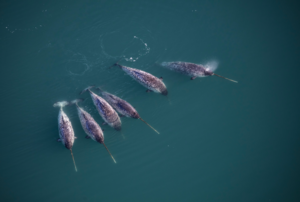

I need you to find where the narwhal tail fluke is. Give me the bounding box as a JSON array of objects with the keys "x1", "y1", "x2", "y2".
[
  {"x1": 102, "y1": 142, "x2": 117, "y2": 163},
  {"x1": 80, "y1": 86, "x2": 95, "y2": 95},
  {"x1": 97, "y1": 86, "x2": 104, "y2": 93},
  {"x1": 212, "y1": 73, "x2": 238, "y2": 83},
  {"x1": 109, "y1": 58, "x2": 123, "y2": 69},
  {"x1": 70, "y1": 149, "x2": 78, "y2": 172},
  {"x1": 71, "y1": 99, "x2": 84, "y2": 107},
  {"x1": 139, "y1": 117, "x2": 160, "y2": 134},
  {"x1": 53, "y1": 101, "x2": 69, "y2": 109},
  {"x1": 109, "y1": 63, "x2": 119, "y2": 68}
]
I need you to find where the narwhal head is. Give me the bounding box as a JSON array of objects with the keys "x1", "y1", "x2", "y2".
[
  {"x1": 95, "y1": 135, "x2": 104, "y2": 144},
  {"x1": 204, "y1": 69, "x2": 214, "y2": 76},
  {"x1": 204, "y1": 61, "x2": 218, "y2": 76},
  {"x1": 64, "y1": 140, "x2": 73, "y2": 150},
  {"x1": 131, "y1": 111, "x2": 140, "y2": 119},
  {"x1": 161, "y1": 89, "x2": 168, "y2": 96},
  {"x1": 114, "y1": 122, "x2": 122, "y2": 131}
]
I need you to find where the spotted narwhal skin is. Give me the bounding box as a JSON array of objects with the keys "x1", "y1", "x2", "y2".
[
  {"x1": 161, "y1": 62, "x2": 214, "y2": 78},
  {"x1": 100, "y1": 90, "x2": 139, "y2": 119},
  {"x1": 117, "y1": 64, "x2": 168, "y2": 95},
  {"x1": 89, "y1": 90, "x2": 122, "y2": 131},
  {"x1": 55, "y1": 104, "x2": 75, "y2": 150},
  {"x1": 76, "y1": 105, "x2": 104, "y2": 143}
]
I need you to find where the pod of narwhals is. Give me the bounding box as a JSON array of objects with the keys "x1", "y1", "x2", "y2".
[{"x1": 53, "y1": 61, "x2": 238, "y2": 171}]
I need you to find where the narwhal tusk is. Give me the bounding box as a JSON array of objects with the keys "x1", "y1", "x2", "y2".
[
  {"x1": 212, "y1": 73, "x2": 238, "y2": 83},
  {"x1": 70, "y1": 149, "x2": 78, "y2": 172},
  {"x1": 139, "y1": 117, "x2": 160, "y2": 134},
  {"x1": 102, "y1": 142, "x2": 117, "y2": 163}
]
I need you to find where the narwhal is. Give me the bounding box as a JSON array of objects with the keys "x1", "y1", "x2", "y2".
[
  {"x1": 71, "y1": 99, "x2": 116, "y2": 163},
  {"x1": 80, "y1": 86, "x2": 122, "y2": 131},
  {"x1": 112, "y1": 63, "x2": 168, "y2": 95},
  {"x1": 53, "y1": 101, "x2": 78, "y2": 172},
  {"x1": 97, "y1": 87, "x2": 160, "y2": 134},
  {"x1": 160, "y1": 61, "x2": 238, "y2": 83}
]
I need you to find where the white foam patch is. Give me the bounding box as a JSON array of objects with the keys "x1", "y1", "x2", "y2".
[{"x1": 205, "y1": 61, "x2": 219, "y2": 72}]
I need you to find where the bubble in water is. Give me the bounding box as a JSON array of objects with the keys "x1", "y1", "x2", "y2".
[{"x1": 123, "y1": 36, "x2": 150, "y2": 63}]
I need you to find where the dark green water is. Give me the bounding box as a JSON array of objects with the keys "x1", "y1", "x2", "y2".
[{"x1": 1, "y1": 0, "x2": 299, "y2": 201}]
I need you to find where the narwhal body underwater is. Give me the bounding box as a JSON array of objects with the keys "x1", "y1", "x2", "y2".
[
  {"x1": 97, "y1": 88, "x2": 160, "y2": 134},
  {"x1": 161, "y1": 61, "x2": 238, "y2": 83},
  {"x1": 81, "y1": 86, "x2": 122, "y2": 131},
  {"x1": 53, "y1": 101, "x2": 78, "y2": 172},
  {"x1": 71, "y1": 99, "x2": 116, "y2": 163},
  {"x1": 112, "y1": 63, "x2": 168, "y2": 95}
]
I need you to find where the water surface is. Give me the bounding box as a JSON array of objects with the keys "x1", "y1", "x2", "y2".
[{"x1": 0, "y1": 0, "x2": 299, "y2": 201}]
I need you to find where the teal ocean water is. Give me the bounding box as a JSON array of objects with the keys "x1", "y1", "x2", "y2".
[{"x1": 1, "y1": 1, "x2": 299, "y2": 201}]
